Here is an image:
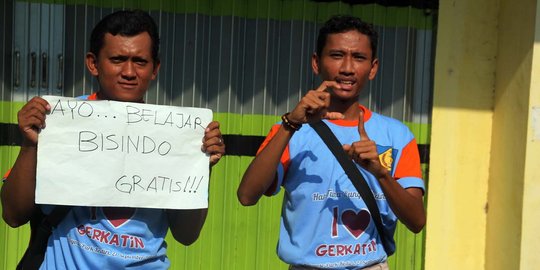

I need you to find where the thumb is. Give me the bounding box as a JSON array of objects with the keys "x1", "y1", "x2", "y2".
[{"x1": 358, "y1": 109, "x2": 370, "y2": 141}]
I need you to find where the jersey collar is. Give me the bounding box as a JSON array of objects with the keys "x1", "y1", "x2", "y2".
[{"x1": 327, "y1": 105, "x2": 372, "y2": 127}]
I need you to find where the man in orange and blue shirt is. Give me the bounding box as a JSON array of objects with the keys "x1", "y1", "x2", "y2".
[{"x1": 237, "y1": 15, "x2": 425, "y2": 270}]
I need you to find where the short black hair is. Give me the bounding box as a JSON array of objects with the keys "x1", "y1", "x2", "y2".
[
  {"x1": 89, "y1": 9, "x2": 160, "y2": 64},
  {"x1": 316, "y1": 15, "x2": 378, "y2": 59}
]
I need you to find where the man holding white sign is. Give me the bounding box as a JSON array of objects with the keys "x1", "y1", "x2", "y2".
[{"x1": 1, "y1": 10, "x2": 225, "y2": 270}]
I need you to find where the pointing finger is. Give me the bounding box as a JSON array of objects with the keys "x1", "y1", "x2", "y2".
[
  {"x1": 315, "y1": 81, "x2": 341, "y2": 92},
  {"x1": 358, "y1": 109, "x2": 370, "y2": 141}
]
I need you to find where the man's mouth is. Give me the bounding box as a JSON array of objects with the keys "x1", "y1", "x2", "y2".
[
  {"x1": 336, "y1": 79, "x2": 355, "y2": 90},
  {"x1": 119, "y1": 82, "x2": 137, "y2": 89}
]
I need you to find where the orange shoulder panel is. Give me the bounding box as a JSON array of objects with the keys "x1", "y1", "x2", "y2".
[{"x1": 394, "y1": 139, "x2": 422, "y2": 179}]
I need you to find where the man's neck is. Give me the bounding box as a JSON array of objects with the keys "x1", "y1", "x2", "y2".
[
  {"x1": 96, "y1": 91, "x2": 107, "y2": 101},
  {"x1": 96, "y1": 91, "x2": 145, "y2": 103}
]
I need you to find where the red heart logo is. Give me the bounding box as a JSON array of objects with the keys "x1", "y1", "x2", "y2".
[
  {"x1": 102, "y1": 207, "x2": 135, "y2": 228},
  {"x1": 341, "y1": 209, "x2": 371, "y2": 238}
]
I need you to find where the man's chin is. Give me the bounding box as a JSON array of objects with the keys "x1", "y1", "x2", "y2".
[
  {"x1": 99, "y1": 95, "x2": 143, "y2": 103},
  {"x1": 111, "y1": 91, "x2": 145, "y2": 103},
  {"x1": 118, "y1": 97, "x2": 145, "y2": 103},
  {"x1": 331, "y1": 90, "x2": 360, "y2": 101}
]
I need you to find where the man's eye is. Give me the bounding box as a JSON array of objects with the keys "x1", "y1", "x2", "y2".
[
  {"x1": 133, "y1": 59, "x2": 148, "y2": 66},
  {"x1": 355, "y1": 56, "x2": 366, "y2": 60},
  {"x1": 330, "y1": 53, "x2": 343, "y2": 58},
  {"x1": 110, "y1": 58, "x2": 124, "y2": 63}
]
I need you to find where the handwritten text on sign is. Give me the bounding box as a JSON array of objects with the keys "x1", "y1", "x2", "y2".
[{"x1": 36, "y1": 96, "x2": 213, "y2": 209}]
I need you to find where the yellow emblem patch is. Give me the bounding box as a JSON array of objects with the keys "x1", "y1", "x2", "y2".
[{"x1": 378, "y1": 148, "x2": 393, "y2": 171}]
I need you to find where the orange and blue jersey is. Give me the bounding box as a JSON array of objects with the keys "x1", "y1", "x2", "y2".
[{"x1": 258, "y1": 105, "x2": 424, "y2": 269}]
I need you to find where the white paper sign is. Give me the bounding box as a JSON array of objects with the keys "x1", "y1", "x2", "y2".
[{"x1": 36, "y1": 95, "x2": 212, "y2": 209}]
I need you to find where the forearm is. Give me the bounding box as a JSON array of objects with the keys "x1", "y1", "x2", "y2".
[
  {"x1": 237, "y1": 125, "x2": 294, "y2": 206},
  {"x1": 1, "y1": 146, "x2": 38, "y2": 227},
  {"x1": 377, "y1": 174, "x2": 425, "y2": 233},
  {"x1": 166, "y1": 208, "x2": 208, "y2": 245}
]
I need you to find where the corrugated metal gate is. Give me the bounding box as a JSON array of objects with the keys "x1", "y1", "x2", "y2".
[{"x1": 0, "y1": 0, "x2": 436, "y2": 269}]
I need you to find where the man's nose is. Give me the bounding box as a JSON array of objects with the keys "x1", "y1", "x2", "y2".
[
  {"x1": 339, "y1": 56, "x2": 354, "y2": 75},
  {"x1": 121, "y1": 62, "x2": 136, "y2": 79}
]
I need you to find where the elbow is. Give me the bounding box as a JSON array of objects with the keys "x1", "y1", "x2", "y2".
[
  {"x1": 408, "y1": 217, "x2": 426, "y2": 234},
  {"x1": 167, "y1": 209, "x2": 207, "y2": 246},
  {"x1": 1, "y1": 188, "x2": 32, "y2": 228},
  {"x1": 237, "y1": 190, "x2": 259, "y2": 206},
  {"x1": 2, "y1": 211, "x2": 28, "y2": 228},
  {"x1": 238, "y1": 198, "x2": 257, "y2": 207},
  {"x1": 173, "y1": 232, "x2": 201, "y2": 246},
  {"x1": 410, "y1": 225, "x2": 424, "y2": 234},
  {"x1": 1, "y1": 203, "x2": 29, "y2": 228},
  {"x1": 169, "y1": 223, "x2": 203, "y2": 246}
]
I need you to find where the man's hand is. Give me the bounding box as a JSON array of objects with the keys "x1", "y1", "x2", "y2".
[
  {"x1": 343, "y1": 109, "x2": 388, "y2": 179},
  {"x1": 202, "y1": 121, "x2": 225, "y2": 166},
  {"x1": 17, "y1": 97, "x2": 51, "y2": 146},
  {"x1": 287, "y1": 81, "x2": 344, "y2": 124}
]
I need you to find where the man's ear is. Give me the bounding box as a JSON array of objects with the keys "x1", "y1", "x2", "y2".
[
  {"x1": 311, "y1": 53, "x2": 320, "y2": 75},
  {"x1": 369, "y1": 58, "x2": 379, "y2": 80},
  {"x1": 86, "y1": 52, "x2": 99, "y2": 77},
  {"x1": 151, "y1": 60, "x2": 161, "y2": 80}
]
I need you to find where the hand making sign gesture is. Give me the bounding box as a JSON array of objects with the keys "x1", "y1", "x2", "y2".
[
  {"x1": 287, "y1": 81, "x2": 345, "y2": 125},
  {"x1": 342, "y1": 109, "x2": 388, "y2": 180}
]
